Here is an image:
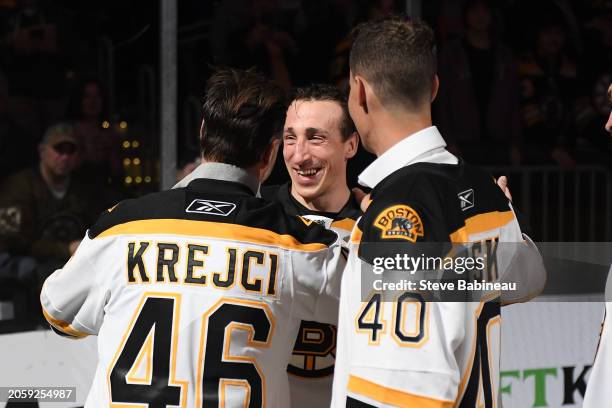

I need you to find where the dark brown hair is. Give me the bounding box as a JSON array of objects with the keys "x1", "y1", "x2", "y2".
[
  {"x1": 200, "y1": 68, "x2": 287, "y2": 167},
  {"x1": 349, "y1": 17, "x2": 437, "y2": 110},
  {"x1": 293, "y1": 84, "x2": 356, "y2": 141}
]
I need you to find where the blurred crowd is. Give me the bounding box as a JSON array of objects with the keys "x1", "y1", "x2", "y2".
[
  {"x1": 0, "y1": 0, "x2": 130, "y2": 328},
  {"x1": 0, "y1": 0, "x2": 610, "y2": 328},
  {"x1": 0, "y1": 76, "x2": 124, "y2": 328},
  {"x1": 206, "y1": 0, "x2": 611, "y2": 169}
]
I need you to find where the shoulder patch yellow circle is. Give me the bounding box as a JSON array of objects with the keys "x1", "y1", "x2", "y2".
[{"x1": 373, "y1": 205, "x2": 424, "y2": 242}]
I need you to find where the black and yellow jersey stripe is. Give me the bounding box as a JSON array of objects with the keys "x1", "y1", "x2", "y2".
[{"x1": 89, "y1": 178, "x2": 338, "y2": 250}]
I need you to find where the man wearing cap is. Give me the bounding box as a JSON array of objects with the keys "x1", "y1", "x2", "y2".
[{"x1": 0, "y1": 123, "x2": 104, "y2": 277}]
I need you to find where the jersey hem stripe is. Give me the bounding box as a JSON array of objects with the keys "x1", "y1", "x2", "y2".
[
  {"x1": 41, "y1": 306, "x2": 90, "y2": 338},
  {"x1": 347, "y1": 375, "x2": 454, "y2": 408},
  {"x1": 94, "y1": 219, "x2": 329, "y2": 251}
]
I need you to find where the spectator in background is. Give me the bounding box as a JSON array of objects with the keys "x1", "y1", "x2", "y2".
[
  {"x1": 518, "y1": 15, "x2": 579, "y2": 169},
  {"x1": 330, "y1": 0, "x2": 399, "y2": 90},
  {"x1": 210, "y1": 0, "x2": 296, "y2": 91},
  {"x1": 0, "y1": 72, "x2": 36, "y2": 181},
  {"x1": 574, "y1": 12, "x2": 612, "y2": 161},
  {"x1": 435, "y1": 0, "x2": 522, "y2": 165},
  {"x1": 291, "y1": 0, "x2": 346, "y2": 85},
  {"x1": 1, "y1": 0, "x2": 76, "y2": 137},
  {"x1": 0, "y1": 123, "x2": 103, "y2": 276},
  {"x1": 2, "y1": 0, "x2": 69, "y2": 99},
  {"x1": 66, "y1": 78, "x2": 121, "y2": 187}
]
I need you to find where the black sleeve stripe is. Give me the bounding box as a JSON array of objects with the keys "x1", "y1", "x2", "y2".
[
  {"x1": 346, "y1": 396, "x2": 377, "y2": 408},
  {"x1": 49, "y1": 325, "x2": 80, "y2": 339}
]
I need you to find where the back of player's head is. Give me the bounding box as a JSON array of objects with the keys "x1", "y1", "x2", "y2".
[
  {"x1": 200, "y1": 68, "x2": 287, "y2": 168},
  {"x1": 293, "y1": 84, "x2": 356, "y2": 141},
  {"x1": 349, "y1": 17, "x2": 437, "y2": 111}
]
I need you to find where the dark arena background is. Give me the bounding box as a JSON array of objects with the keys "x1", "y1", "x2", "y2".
[{"x1": 0, "y1": 0, "x2": 610, "y2": 407}]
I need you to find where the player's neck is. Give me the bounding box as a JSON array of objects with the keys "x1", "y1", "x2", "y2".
[
  {"x1": 369, "y1": 109, "x2": 432, "y2": 157},
  {"x1": 291, "y1": 183, "x2": 351, "y2": 214}
]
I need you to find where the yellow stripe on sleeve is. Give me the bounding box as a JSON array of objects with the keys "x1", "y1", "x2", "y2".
[
  {"x1": 41, "y1": 307, "x2": 90, "y2": 338},
  {"x1": 348, "y1": 375, "x2": 454, "y2": 408},
  {"x1": 449, "y1": 210, "x2": 515, "y2": 243}
]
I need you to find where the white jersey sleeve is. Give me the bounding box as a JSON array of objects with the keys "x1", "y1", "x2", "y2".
[
  {"x1": 288, "y1": 217, "x2": 355, "y2": 408},
  {"x1": 40, "y1": 233, "x2": 108, "y2": 338},
  {"x1": 291, "y1": 234, "x2": 346, "y2": 325},
  {"x1": 583, "y1": 266, "x2": 612, "y2": 407},
  {"x1": 499, "y1": 204, "x2": 546, "y2": 305}
]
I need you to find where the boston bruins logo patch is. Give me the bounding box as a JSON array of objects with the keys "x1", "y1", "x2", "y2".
[{"x1": 374, "y1": 205, "x2": 424, "y2": 242}]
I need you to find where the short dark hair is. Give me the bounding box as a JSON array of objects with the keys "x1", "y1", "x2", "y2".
[
  {"x1": 293, "y1": 84, "x2": 356, "y2": 141},
  {"x1": 349, "y1": 17, "x2": 437, "y2": 110},
  {"x1": 200, "y1": 68, "x2": 287, "y2": 168}
]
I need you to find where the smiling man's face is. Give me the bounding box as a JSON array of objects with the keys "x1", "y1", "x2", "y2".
[{"x1": 283, "y1": 99, "x2": 355, "y2": 206}]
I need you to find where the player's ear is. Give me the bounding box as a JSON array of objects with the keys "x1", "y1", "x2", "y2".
[
  {"x1": 259, "y1": 138, "x2": 281, "y2": 182},
  {"x1": 344, "y1": 131, "x2": 359, "y2": 160},
  {"x1": 199, "y1": 119, "x2": 206, "y2": 141},
  {"x1": 431, "y1": 75, "x2": 440, "y2": 102},
  {"x1": 355, "y1": 75, "x2": 368, "y2": 114}
]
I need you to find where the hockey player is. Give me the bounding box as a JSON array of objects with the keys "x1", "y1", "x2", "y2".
[
  {"x1": 582, "y1": 82, "x2": 612, "y2": 408},
  {"x1": 262, "y1": 84, "x2": 361, "y2": 407},
  {"x1": 40, "y1": 68, "x2": 346, "y2": 407},
  {"x1": 331, "y1": 17, "x2": 545, "y2": 407}
]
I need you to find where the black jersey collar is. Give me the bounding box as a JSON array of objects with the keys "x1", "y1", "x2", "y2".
[{"x1": 279, "y1": 182, "x2": 361, "y2": 219}]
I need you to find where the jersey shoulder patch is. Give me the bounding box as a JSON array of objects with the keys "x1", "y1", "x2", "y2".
[{"x1": 372, "y1": 204, "x2": 424, "y2": 242}]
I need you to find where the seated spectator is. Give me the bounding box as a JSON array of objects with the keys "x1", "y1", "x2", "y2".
[
  {"x1": 518, "y1": 15, "x2": 579, "y2": 169},
  {"x1": 0, "y1": 123, "x2": 105, "y2": 281},
  {"x1": 66, "y1": 78, "x2": 121, "y2": 187},
  {"x1": 435, "y1": 0, "x2": 521, "y2": 165}
]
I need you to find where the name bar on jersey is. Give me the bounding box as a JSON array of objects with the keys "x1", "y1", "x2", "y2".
[{"x1": 125, "y1": 241, "x2": 279, "y2": 298}]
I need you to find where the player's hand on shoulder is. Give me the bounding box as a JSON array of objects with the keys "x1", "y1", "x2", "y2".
[
  {"x1": 351, "y1": 187, "x2": 371, "y2": 212},
  {"x1": 496, "y1": 176, "x2": 513, "y2": 202}
]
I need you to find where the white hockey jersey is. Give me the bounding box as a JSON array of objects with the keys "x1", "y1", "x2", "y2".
[
  {"x1": 331, "y1": 132, "x2": 545, "y2": 408},
  {"x1": 261, "y1": 182, "x2": 361, "y2": 408},
  {"x1": 40, "y1": 176, "x2": 346, "y2": 407},
  {"x1": 583, "y1": 266, "x2": 612, "y2": 408}
]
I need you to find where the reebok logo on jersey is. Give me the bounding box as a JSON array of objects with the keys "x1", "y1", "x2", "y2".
[
  {"x1": 186, "y1": 199, "x2": 236, "y2": 216},
  {"x1": 374, "y1": 205, "x2": 424, "y2": 242},
  {"x1": 458, "y1": 189, "x2": 474, "y2": 211}
]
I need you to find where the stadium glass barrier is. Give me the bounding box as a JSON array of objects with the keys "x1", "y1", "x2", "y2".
[{"x1": 486, "y1": 165, "x2": 612, "y2": 242}]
